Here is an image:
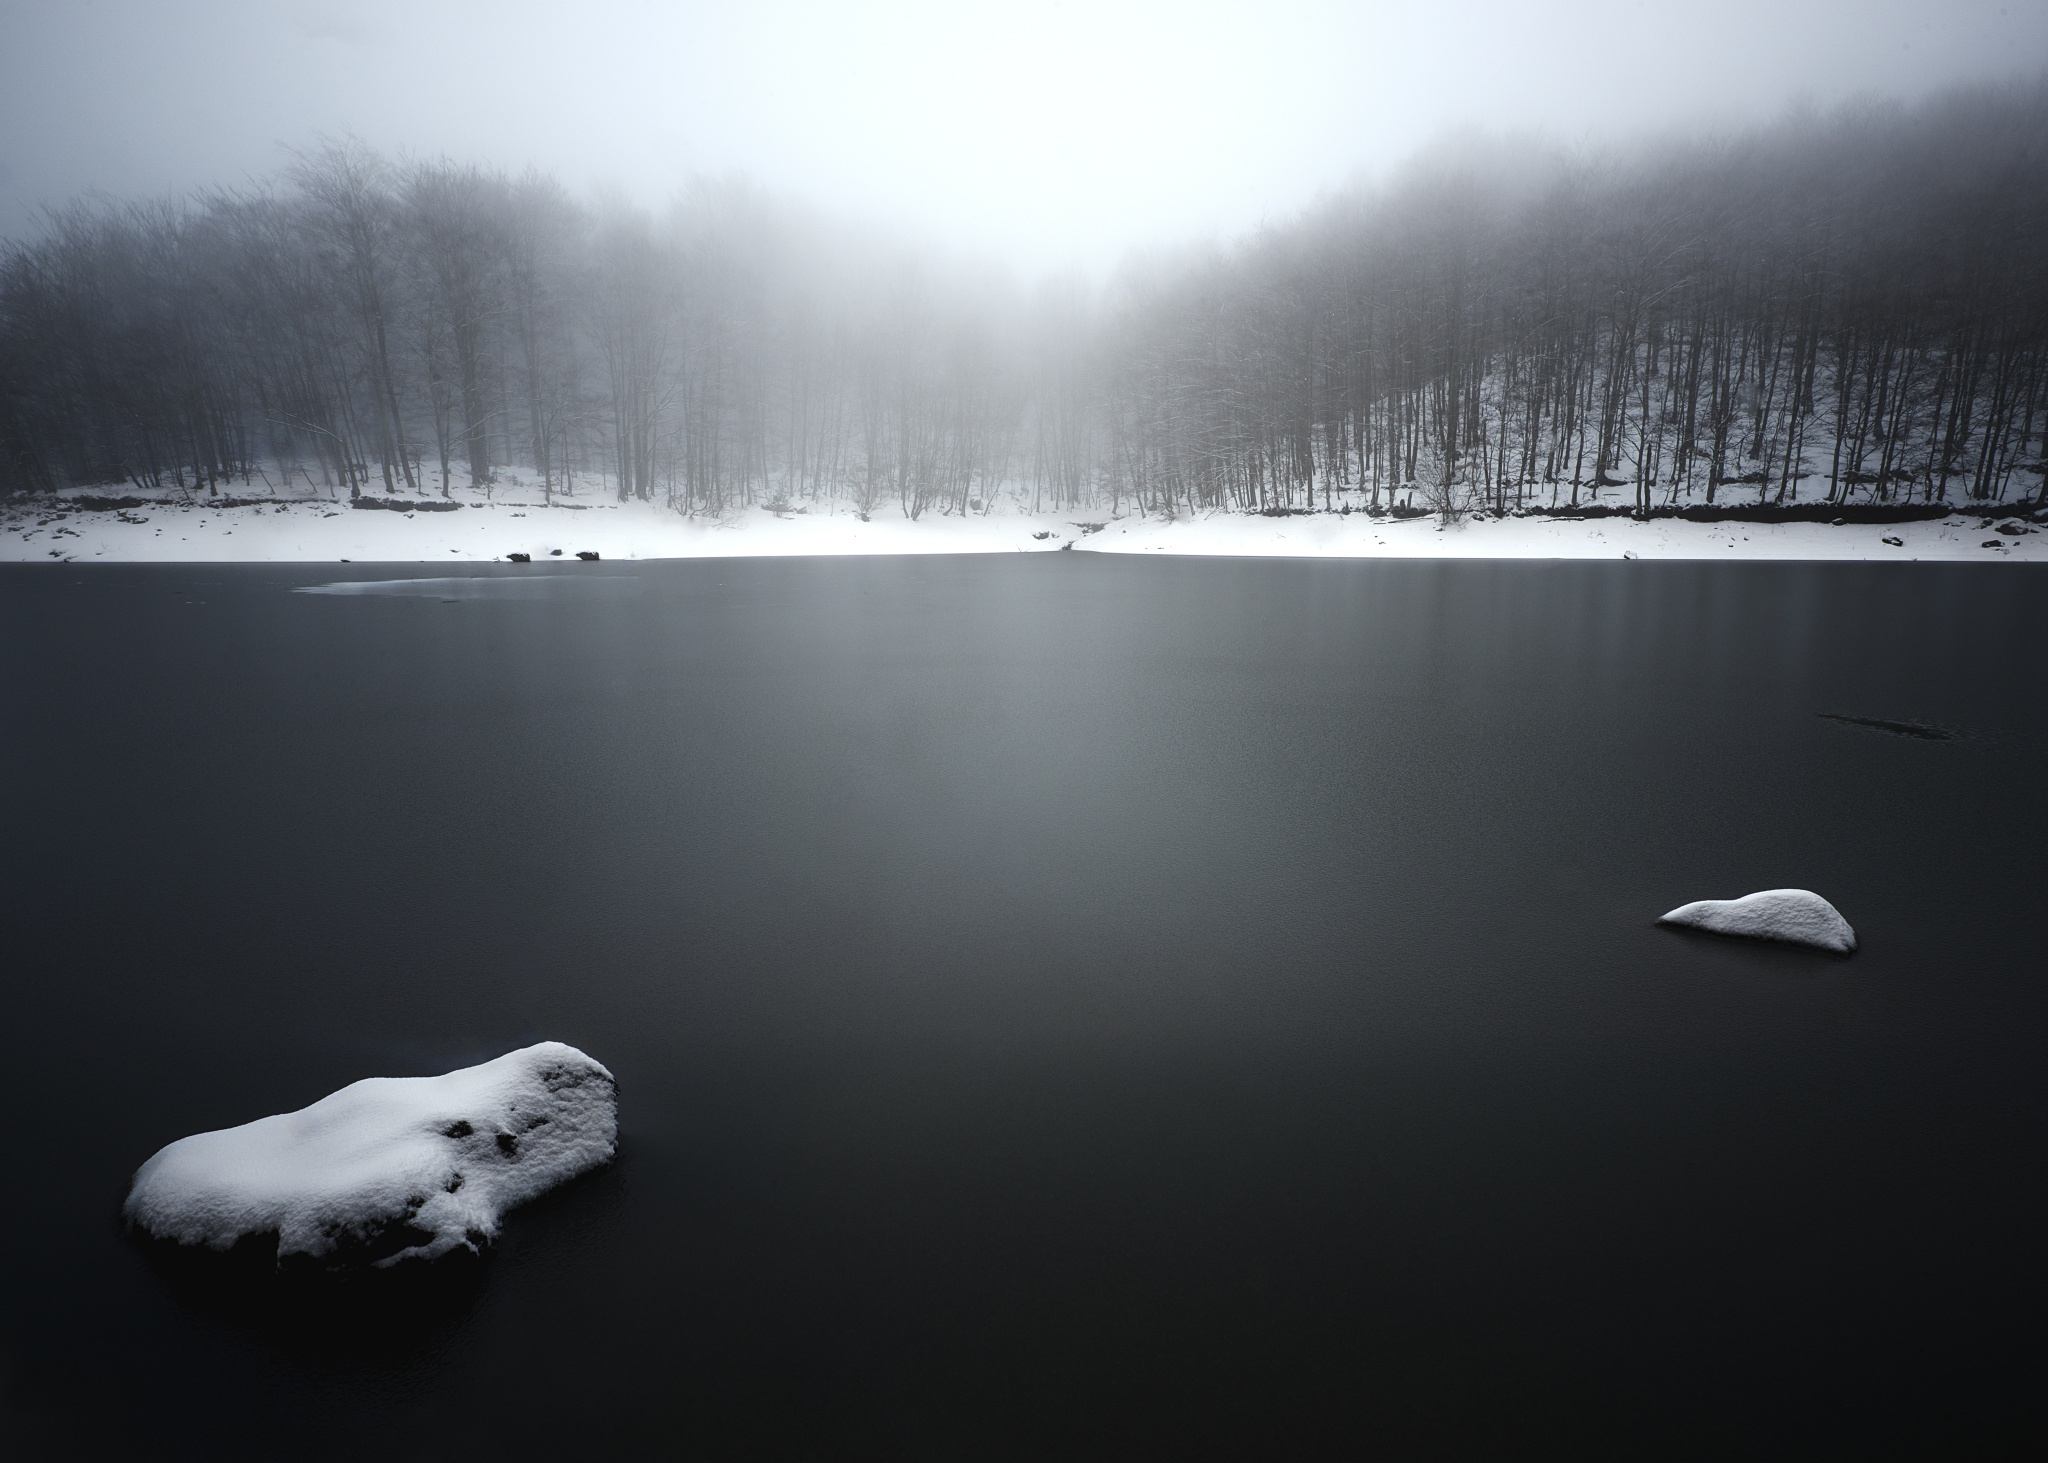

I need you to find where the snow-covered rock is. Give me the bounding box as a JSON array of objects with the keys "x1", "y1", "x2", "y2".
[
  {"x1": 125, "y1": 1042, "x2": 617, "y2": 1267},
  {"x1": 1657, "y1": 889, "x2": 1857, "y2": 954}
]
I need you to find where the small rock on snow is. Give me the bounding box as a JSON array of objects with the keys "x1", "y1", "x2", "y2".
[{"x1": 1657, "y1": 888, "x2": 1857, "y2": 953}]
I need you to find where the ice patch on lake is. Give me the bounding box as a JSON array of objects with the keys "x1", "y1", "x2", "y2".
[
  {"x1": 125, "y1": 1042, "x2": 616, "y2": 1267},
  {"x1": 1658, "y1": 889, "x2": 1857, "y2": 953},
  {"x1": 295, "y1": 575, "x2": 638, "y2": 598}
]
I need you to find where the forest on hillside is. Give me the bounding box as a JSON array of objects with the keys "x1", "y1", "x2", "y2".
[{"x1": 2, "y1": 81, "x2": 2043, "y2": 519}]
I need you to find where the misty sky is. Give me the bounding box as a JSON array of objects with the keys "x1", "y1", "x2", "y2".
[{"x1": 3, "y1": 0, "x2": 2044, "y2": 274}]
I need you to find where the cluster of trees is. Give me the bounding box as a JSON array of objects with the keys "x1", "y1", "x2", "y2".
[{"x1": 3, "y1": 82, "x2": 2044, "y2": 517}]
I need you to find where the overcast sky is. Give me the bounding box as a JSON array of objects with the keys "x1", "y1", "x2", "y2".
[{"x1": 2, "y1": 1, "x2": 2044, "y2": 273}]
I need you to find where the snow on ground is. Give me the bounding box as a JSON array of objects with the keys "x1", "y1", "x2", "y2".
[
  {"x1": 5, "y1": 481, "x2": 2044, "y2": 563},
  {"x1": 125, "y1": 1042, "x2": 617, "y2": 1267},
  {"x1": 1658, "y1": 890, "x2": 1858, "y2": 954}
]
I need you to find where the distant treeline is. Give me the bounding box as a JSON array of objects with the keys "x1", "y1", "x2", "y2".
[{"x1": 2, "y1": 82, "x2": 2044, "y2": 517}]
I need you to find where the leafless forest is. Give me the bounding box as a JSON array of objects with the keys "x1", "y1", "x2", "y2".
[{"x1": 3, "y1": 82, "x2": 2043, "y2": 519}]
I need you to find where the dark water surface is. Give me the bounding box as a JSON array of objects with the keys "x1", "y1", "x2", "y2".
[{"x1": 2, "y1": 557, "x2": 2043, "y2": 1458}]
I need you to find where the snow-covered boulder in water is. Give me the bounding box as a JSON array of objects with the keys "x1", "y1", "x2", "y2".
[
  {"x1": 125, "y1": 1042, "x2": 616, "y2": 1267},
  {"x1": 1658, "y1": 889, "x2": 1857, "y2": 954}
]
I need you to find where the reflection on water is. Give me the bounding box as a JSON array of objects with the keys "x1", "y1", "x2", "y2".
[
  {"x1": 133, "y1": 1227, "x2": 491, "y2": 1369},
  {"x1": 2, "y1": 557, "x2": 2044, "y2": 1457}
]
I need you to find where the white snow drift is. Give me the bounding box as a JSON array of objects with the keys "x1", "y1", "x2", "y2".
[
  {"x1": 1658, "y1": 889, "x2": 1857, "y2": 953},
  {"x1": 125, "y1": 1041, "x2": 617, "y2": 1266}
]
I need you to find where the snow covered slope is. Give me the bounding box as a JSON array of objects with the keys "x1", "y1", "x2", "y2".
[
  {"x1": 1658, "y1": 889, "x2": 1858, "y2": 954},
  {"x1": 125, "y1": 1042, "x2": 616, "y2": 1267}
]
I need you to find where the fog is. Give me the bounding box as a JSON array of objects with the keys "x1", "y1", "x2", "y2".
[{"x1": 3, "y1": 0, "x2": 2044, "y2": 274}]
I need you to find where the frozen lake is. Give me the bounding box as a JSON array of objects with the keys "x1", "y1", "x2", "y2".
[{"x1": 3, "y1": 556, "x2": 2044, "y2": 1454}]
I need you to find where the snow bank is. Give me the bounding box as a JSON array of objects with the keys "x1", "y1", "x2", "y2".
[
  {"x1": 125, "y1": 1042, "x2": 616, "y2": 1267},
  {"x1": 1658, "y1": 889, "x2": 1857, "y2": 953},
  {"x1": 6, "y1": 486, "x2": 2045, "y2": 564}
]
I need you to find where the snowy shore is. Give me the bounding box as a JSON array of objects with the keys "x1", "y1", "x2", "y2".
[{"x1": 6, "y1": 484, "x2": 2044, "y2": 564}]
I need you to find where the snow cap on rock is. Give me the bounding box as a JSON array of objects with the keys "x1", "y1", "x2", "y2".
[
  {"x1": 125, "y1": 1041, "x2": 616, "y2": 1267},
  {"x1": 1658, "y1": 888, "x2": 1856, "y2": 954}
]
